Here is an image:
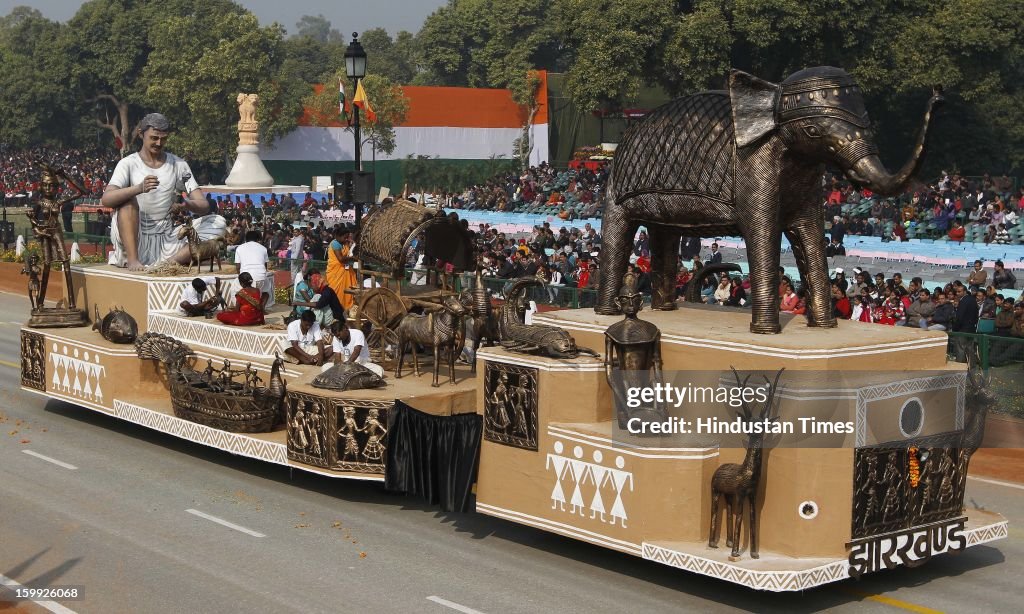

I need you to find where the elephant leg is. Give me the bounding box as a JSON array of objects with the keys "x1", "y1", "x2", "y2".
[
  {"x1": 787, "y1": 211, "x2": 836, "y2": 328},
  {"x1": 648, "y1": 226, "x2": 680, "y2": 311},
  {"x1": 744, "y1": 222, "x2": 782, "y2": 334},
  {"x1": 595, "y1": 202, "x2": 634, "y2": 315}
]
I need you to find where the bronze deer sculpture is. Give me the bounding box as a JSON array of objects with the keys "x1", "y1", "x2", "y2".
[
  {"x1": 176, "y1": 224, "x2": 225, "y2": 274},
  {"x1": 708, "y1": 368, "x2": 784, "y2": 560}
]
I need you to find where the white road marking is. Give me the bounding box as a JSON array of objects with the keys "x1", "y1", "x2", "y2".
[
  {"x1": 22, "y1": 450, "x2": 78, "y2": 470},
  {"x1": 968, "y1": 475, "x2": 1024, "y2": 492},
  {"x1": 0, "y1": 572, "x2": 78, "y2": 614},
  {"x1": 185, "y1": 509, "x2": 265, "y2": 537},
  {"x1": 427, "y1": 596, "x2": 486, "y2": 614}
]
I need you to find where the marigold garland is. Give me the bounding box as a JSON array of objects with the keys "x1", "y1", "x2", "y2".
[{"x1": 908, "y1": 447, "x2": 921, "y2": 487}]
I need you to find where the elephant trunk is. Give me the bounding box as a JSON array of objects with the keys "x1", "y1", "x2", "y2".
[{"x1": 844, "y1": 93, "x2": 944, "y2": 196}]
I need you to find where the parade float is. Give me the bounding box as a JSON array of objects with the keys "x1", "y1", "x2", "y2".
[{"x1": 20, "y1": 72, "x2": 1007, "y2": 592}]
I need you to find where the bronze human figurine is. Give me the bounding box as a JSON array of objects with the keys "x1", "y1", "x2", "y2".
[
  {"x1": 596, "y1": 66, "x2": 943, "y2": 334},
  {"x1": 25, "y1": 163, "x2": 89, "y2": 327},
  {"x1": 21, "y1": 254, "x2": 42, "y2": 311},
  {"x1": 604, "y1": 272, "x2": 665, "y2": 430}
]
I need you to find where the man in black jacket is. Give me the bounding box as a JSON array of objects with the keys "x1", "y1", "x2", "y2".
[
  {"x1": 952, "y1": 286, "x2": 979, "y2": 362},
  {"x1": 707, "y1": 242, "x2": 722, "y2": 265}
]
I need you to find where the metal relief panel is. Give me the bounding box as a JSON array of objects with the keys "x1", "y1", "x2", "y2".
[
  {"x1": 286, "y1": 391, "x2": 333, "y2": 468},
  {"x1": 332, "y1": 400, "x2": 392, "y2": 474},
  {"x1": 20, "y1": 330, "x2": 46, "y2": 391},
  {"x1": 852, "y1": 431, "x2": 964, "y2": 540},
  {"x1": 483, "y1": 361, "x2": 538, "y2": 450}
]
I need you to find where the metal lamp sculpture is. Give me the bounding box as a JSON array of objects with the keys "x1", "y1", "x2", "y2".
[
  {"x1": 595, "y1": 67, "x2": 943, "y2": 334},
  {"x1": 604, "y1": 272, "x2": 666, "y2": 430}
]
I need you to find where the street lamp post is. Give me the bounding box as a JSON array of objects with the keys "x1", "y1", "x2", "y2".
[{"x1": 345, "y1": 33, "x2": 367, "y2": 173}]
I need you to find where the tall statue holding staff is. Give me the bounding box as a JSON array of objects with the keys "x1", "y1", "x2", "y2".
[
  {"x1": 101, "y1": 113, "x2": 226, "y2": 271},
  {"x1": 24, "y1": 162, "x2": 90, "y2": 327}
]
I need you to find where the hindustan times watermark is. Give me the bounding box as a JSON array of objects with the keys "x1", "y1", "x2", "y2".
[
  {"x1": 624, "y1": 415, "x2": 854, "y2": 436},
  {"x1": 606, "y1": 369, "x2": 981, "y2": 449}
]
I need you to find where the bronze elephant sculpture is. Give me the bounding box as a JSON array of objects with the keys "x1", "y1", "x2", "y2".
[{"x1": 596, "y1": 66, "x2": 943, "y2": 334}]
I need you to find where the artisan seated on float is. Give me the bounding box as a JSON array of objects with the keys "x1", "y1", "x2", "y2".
[
  {"x1": 216, "y1": 272, "x2": 268, "y2": 326},
  {"x1": 178, "y1": 277, "x2": 219, "y2": 317},
  {"x1": 328, "y1": 320, "x2": 384, "y2": 377},
  {"x1": 282, "y1": 310, "x2": 331, "y2": 366},
  {"x1": 290, "y1": 271, "x2": 346, "y2": 327},
  {"x1": 234, "y1": 230, "x2": 274, "y2": 309}
]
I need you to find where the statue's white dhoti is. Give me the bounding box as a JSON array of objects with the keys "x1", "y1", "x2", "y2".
[{"x1": 109, "y1": 212, "x2": 226, "y2": 267}]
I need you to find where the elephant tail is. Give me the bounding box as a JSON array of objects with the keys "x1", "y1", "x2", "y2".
[{"x1": 684, "y1": 262, "x2": 742, "y2": 303}]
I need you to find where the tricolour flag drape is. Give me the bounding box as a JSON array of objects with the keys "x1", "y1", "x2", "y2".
[
  {"x1": 339, "y1": 80, "x2": 348, "y2": 123},
  {"x1": 353, "y1": 80, "x2": 377, "y2": 123}
]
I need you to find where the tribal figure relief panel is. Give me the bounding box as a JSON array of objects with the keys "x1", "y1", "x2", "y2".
[
  {"x1": 483, "y1": 362, "x2": 538, "y2": 450},
  {"x1": 853, "y1": 432, "x2": 965, "y2": 540},
  {"x1": 49, "y1": 342, "x2": 106, "y2": 403},
  {"x1": 287, "y1": 391, "x2": 331, "y2": 468},
  {"x1": 333, "y1": 401, "x2": 391, "y2": 474},
  {"x1": 21, "y1": 330, "x2": 46, "y2": 391},
  {"x1": 546, "y1": 437, "x2": 633, "y2": 528},
  {"x1": 285, "y1": 391, "x2": 391, "y2": 474}
]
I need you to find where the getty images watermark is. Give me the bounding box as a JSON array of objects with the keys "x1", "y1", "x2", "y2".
[
  {"x1": 624, "y1": 382, "x2": 852, "y2": 436},
  {"x1": 607, "y1": 369, "x2": 978, "y2": 449}
]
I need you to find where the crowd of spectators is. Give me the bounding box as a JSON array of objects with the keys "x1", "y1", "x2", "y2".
[
  {"x1": 1, "y1": 145, "x2": 118, "y2": 199},
  {"x1": 823, "y1": 170, "x2": 1024, "y2": 245},
  {"x1": 441, "y1": 162, "x2": 609, "y2": 220}
]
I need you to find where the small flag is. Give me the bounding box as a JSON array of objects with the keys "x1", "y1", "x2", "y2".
[
  {"x1": 353, "y1": 80, "x2": 377, "y2": 123},
  {"x1": 339, "y1": 79, "x2": 348, "y2": 122}
]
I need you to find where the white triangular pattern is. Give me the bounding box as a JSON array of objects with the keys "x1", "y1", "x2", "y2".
[
  {"x1": 642, "y1": 543, "x2": 849, "y2": 591},
  {"x1": 148, "y1": 313, "x2": 288, "y2": 359},
  {"x1": 113, "y1": 400, "x2": 289, "y2": 465}
]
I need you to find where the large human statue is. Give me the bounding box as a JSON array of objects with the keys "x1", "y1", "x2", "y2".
[
  {"x1": 604, "y1": 272, "x2": 666, "y2": 430},
  {"x1": 101, "y1": 113, "x2": 226, "y2": 271}
]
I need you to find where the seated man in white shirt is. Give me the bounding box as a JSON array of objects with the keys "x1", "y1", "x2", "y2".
[
  {"x1": 281, "y1": 310, "x2": 329, "y2": 366},
  {"x1": 327, "y1": 321, "x2": 384, "y2": 377},
  {"x1": 177, "y1": 277, "x2": 220, "y2": 317},
  {"x1": 234, "y1": 230, "x2": 274, "y2": 308}
]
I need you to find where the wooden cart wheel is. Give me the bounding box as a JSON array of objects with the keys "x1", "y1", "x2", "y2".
[
  {"x1": 356, "y1": 287, "x2": 407, "y2": 330},
  {"x1": 357, "y1": 288, "x2": 407, "y2": 366}
]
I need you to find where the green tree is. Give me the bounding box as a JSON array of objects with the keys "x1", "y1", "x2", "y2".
[
  {"x1": 415, "y1": 0, "x2": 561, "y2": 88},
  {"x1": 552, "y1": 0, "x2": 675, "y2": 113},
  {"x1": 142, "y1": 11, "x2": 306, "y2": 170},
  {"x1": 360, "y1": 27, "x2": 419, "y2": 85},
  {"x1": 0, "y1": 7, "x2": 74, "y2": 146},
  {"x1": 294, "y1": 14, "x2": 344, "y2": 44}
]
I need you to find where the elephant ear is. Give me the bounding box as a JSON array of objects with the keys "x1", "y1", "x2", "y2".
[{"x1": 729, "y1": 69, "x2": 781, "y2": 148}]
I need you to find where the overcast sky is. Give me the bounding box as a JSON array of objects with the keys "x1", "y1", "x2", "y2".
[{"x1": 0, "y1": 0, "x2": 446, "y2": 35}]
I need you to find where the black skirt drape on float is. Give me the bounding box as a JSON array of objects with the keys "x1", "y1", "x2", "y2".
[{"x1": 385, "y1": 400, "x2": 482, "y2": 512}]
